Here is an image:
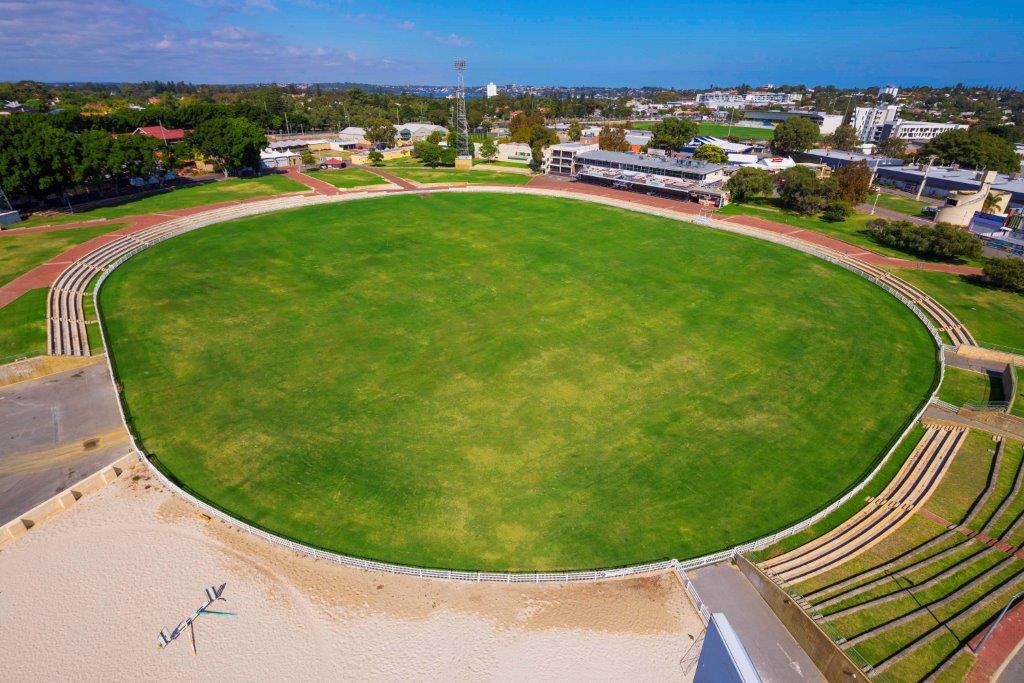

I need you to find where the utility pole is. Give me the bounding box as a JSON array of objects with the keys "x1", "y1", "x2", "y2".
[{"x1": 915, "y1": 154, "x2": 938, "y2": 201}]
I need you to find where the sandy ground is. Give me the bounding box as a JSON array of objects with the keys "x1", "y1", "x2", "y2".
[{"x1": 0, "y1": 464, "x2": 704, "y2": 681}]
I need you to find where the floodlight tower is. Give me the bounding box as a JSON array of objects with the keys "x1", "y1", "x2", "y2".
[{"x1": 453, "y1": 58, "x2": 472, "y2": 168}]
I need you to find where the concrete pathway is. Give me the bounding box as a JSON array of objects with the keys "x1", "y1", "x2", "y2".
[
  {"x1": 924, "y1": 406, "x2": 1024, "y2": 441},
  {"x1": 691, "y1": 563, "x2": 824, "y2": 682},
  {"x1": 0, "y1": 359, "x2": 131, "y2": 523}
]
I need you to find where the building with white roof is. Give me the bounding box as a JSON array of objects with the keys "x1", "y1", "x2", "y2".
[{"x1": 259, "y1": 148, "x2": 301, "y2": 169}]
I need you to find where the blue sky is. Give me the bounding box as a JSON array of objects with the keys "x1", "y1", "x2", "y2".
[{"x1": 2, "y1": 0, "x2": 1022, "y2": 87}]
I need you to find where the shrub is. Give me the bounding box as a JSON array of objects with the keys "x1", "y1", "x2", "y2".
[
  {"x1": 867, "y1": 219, "x2": 983, "y2": 261},
  {"x1": 984, "y1": 258, "x2": 1024, "y2": 293},
  {"x1": 367, "y1": 150, "x2": 384, "y2": 166},
  {"x1": 821, "y1": 201, "x2": 853, "y2": 222}
]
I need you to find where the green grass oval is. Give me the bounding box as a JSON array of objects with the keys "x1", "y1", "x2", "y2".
[{"x1": 100, "y1": 193, "x2": 938, "y2": 571}]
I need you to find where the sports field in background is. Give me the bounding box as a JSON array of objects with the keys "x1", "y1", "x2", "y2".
[
  {"x1": 303, "y1": 167, "x2": 387, "y2": 189},
  {"x1": 100, "y1": 193, "x2": 937, "y2": 570}
]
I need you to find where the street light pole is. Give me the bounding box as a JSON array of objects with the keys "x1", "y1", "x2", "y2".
[{"x1": 915, "y1": 154, "x2": 937, "y2": 201}]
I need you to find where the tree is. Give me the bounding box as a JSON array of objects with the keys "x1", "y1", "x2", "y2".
[
  {"x1": 568, "y1": 121, "x2": 582, "y2": 142},
  {"x1": 770, "y1": 117, "x2": 819, "y2": 155},
  {"x1": 875, "y1": 136, "x2": 907, "y2": 159},
  {"x1": 724, "y1": 167, "x2": 773, "y2": 202},
  {"x1": 649, "y1": 117, "x2": 697, "y2": 151},
  {"x1": 188, "y1": 116, "x2": 266, "y2": 176},
  {"x1": 984, "y1": 258, "x2": 1024, "y2": 294},
  {"x1": 300, "y1": 151, "x2": 316, "y2": 165},
  {"x1": 982, "y1": 192, "x2": 1004, "y2": 213},
  {"x1": 367, "y1": 149, "x2": 384, "y2": 166},
  {"x1": 833, "y1": 160, "x2": 873, "y2": 205},
  {"x1": 479, "y1": 137, "x2": 497, "y2": 161},
  {"x1": 413, "y1": 139, "x2": 444, "y2": 166},
  {"x1": 825, "y1": 124, "x2": 858, "y2": 151},
  {"x1": 918, "y1": 130, "x2": 1019, "y2": 174},
  {"x1": 0, "y1": 116, "x2": 78, "y2": 200},
  {"x1": 598, "y1": 125, "x2": 630, "y2": 152},
  {"x1": 75, "y1": 129, "x2": 114, "y2": 191},
  {"x1": 692, "y1": 144, "x2": 727, "y2": 164},
  {"x1": 364, "y1": 118, "x2": 396, "y2": 149},
  {"x1": 777, "y1": 166, "x2": 824, "y2": 214}
]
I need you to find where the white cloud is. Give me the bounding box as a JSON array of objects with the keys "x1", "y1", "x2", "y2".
[
  {"x1": 397, "y1": 20, "x2": 415, "y2": 30},
  {"x1": 421, "y1": 30, "x2": 470, "y2": 47},
  {"x1": 0, "y1": 0, "x2": 401, "y2": 82}
]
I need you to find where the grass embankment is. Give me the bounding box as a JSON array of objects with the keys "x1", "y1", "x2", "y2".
[
  {"x1": 784, "y1": 431, "x2": 1024, "y2": 681},
  {"x1": 938, "y1": 366, "x2": 1004, "y2": 408},
  {"x1": 717, "y1": 198, "x2": 982, "y2": 267},
  {"x1": 0, "y1": 288, "x2": 48, "y2": 362},
  {"x1": 13, "y1": 175, "x2": 307, "y2": 228},
  {"x1": 0, "y1": 223, "x2": 125, "y2": 287},
  {"x1": 888, "y1": 268, "x2": 1024, "y2": 350},
  {"x1": 303, "y1": 167, "x2": 387, "y2": 189},
  {"x1": 101, "y1": 193, "x2": 936, "y2": 571}
]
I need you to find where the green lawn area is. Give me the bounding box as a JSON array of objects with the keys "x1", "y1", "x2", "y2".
[
  {"x1": 384, "y1": 166, "x2": 532, "y2": 186},
  {"x1": 867, "y1": 192, "x2": 931, "y2": 218},
  {"x1": 718, "y1": 198, "x2": 983, "y2": 267},
  {"x1": 0, "y1": 223, "x2": 125, "y2": 287},
  {"x1": 303, "y1": 167, "x2": 387, "y2": 189},
  {"x1": 474, "y1": 160, "x2": 533, "y2": 170},
  {"x1": 888, "y1": 268, "x2": 1024, "y2": 350},
  {"x1": 629, "y1": 121, "x2": 775, "y2": 141},
  {"x1": 0, "y1": 288, "x2": 48, "y2": 362},
  {"x1": 100, "y1": 193, "x2": 936, "y2": 571},
  {"x1": 12, "y1": 175, "x2": 308, "y2": 228},
  {"x1": 938, "y1": 366, "x2": 1004, "y2": 407}
]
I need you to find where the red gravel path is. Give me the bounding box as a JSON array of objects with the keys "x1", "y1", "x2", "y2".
[
  {"x1": 966, "y1": 600, "x2": 1024, "y2": 683},
  {"x1": 0, "y1": 176, "x2": 985, "y2": 309},
  {"x1": 916, "y1": 507, "x2": 1024, "y2": 560}
]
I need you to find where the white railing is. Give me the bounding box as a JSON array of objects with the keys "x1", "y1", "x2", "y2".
[{"x1": 86, "y1": 184, "x2": 950, "y2": 582}]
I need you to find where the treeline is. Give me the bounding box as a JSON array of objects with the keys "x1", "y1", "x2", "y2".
[{"x1": 0, "y1": 115, "x2": 266, "y2": 204}]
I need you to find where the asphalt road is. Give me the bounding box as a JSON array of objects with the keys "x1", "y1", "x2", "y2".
[
  {"x1": 691, "y1": 563, "x2": 824, "y2": 683},
  {"x1": 0, "y1": 361, "x2": 131, "y2": 523}
]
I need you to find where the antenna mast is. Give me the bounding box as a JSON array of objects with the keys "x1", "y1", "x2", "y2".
[{"x1": 453, "y1": 59, "x2": 471, "y2": 162}]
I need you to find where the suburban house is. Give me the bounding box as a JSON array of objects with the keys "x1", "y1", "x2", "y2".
[{"x1": 134, "y1": 125, "x2": 187, "y2": 144}]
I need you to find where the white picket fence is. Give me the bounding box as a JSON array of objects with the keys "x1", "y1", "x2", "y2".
[{"x1": 87, "y1": 184, "x2": 949, "y2": 583}]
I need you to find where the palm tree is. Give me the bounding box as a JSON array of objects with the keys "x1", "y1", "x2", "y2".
[{"x1": 982, "y1": 192, "x2": 1002, "y2": 213}]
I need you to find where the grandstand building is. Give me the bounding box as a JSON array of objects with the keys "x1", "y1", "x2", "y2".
[
  {"x1": 571, "y1": 150, "x2": 728, "y2": 207},
  {"x1": 696, "y1": 90, "x2": 799, "y2": 109}
]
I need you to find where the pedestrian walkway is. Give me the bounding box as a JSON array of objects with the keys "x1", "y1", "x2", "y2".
[
  {"x1": 916, "y1": 507, "x2": 1024, "y2": 560},
  {"x1": 966, "y1": 599, "x2": 1024, "y2": 683},
  {"x1": 691, "y1": 563, "x2": 824, "y2": 682}
]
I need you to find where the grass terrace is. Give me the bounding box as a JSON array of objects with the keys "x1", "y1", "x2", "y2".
[
  {"x1": 12, "y1": 175, "x2": 308, "y2": 228},
  {"x1": 888, "y1": 268, "x2": 1024, "y2": 351},
  {"x1": 0, "y1": 223, "x2": 126, "y2": 287},
  {"x1": 100, "y1": 193, "x2": 936, "y2": 571},
  {"x1": 785, "y1": 432, "x2": 1024, "y2": 681}
]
